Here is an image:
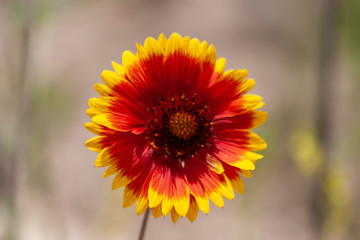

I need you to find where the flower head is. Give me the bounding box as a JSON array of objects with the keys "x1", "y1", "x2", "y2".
[{"x1": 85, "y1": 33, "x2": 267, "y2": 222}]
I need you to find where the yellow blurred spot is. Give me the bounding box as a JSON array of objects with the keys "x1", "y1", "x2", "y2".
[
  {"x1": 323, "y1": 166, "x2": 352, "y2": 236},
  {"x1": 290, "y1": 128, "x2": 323, "y2": 177}
]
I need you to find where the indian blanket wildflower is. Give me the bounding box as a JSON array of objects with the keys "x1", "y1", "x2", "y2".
[{"x1": 85, "y1": 33, "x2": 267, "y2": 222}]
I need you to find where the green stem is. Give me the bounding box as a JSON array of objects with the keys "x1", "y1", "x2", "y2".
[{"x1": 138, "y1": 208, "x2": 150, "y2": 240}]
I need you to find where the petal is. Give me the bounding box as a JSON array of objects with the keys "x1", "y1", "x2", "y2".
[
  {"x1": 110, "y1": 79, "x2": 149, "y2": 108},
  {"x1": 184, "y1": 156, "x2": 228, "y2": 211},
  {"x1": 137, "y1": 34, "x2": 215, "y2": 99},
  {"x1": 88, "y1": 97, "x2": 111, "y2": 113},
  {"x1": 88, "y1": 96, "x2": 148, "y2": 134},
  {"x1": 246, "y1": 131, "x2": 267, "y2": 151},
  {"x1": 148, "y1": 163, "x2": 190, "y2": 217},
  {"x1": 124, "y1": 34, "x2": 218, "y2": 101},
  {"x1": 174, "y1": 193, "x2": 191, "y2": 217},
  {"x1": 98, "y1": 134, "x2": 152, "y2": 184},
  {"x1": 207, "y1": 44, "x2": 217, "y2": 65},
  {"x1": 214, "y1": 129, "x2": 267, "y2": 152},
  {"x1": 122, "y1": 50, "x2": 137, "y2": 70},
  {"x1": 112, "y1": 171, "x2": 133, "y2": 190},
  {"x1": 211, "y1": 140, "x2": 256, "y2": 170},
  {"x1": 100, "y1": 70, "x2": 125, "y2": 89},
  {"x1": 231, "y1": 176, "x2": 244, "y2": 195},
  {"x1": 103, "y1": 165, "x2": 118, "y2": 178},
  {"x1": 240, "y1": 169, "x2": 252, "y2": 178},
  {"x1": 239, "y1": 79, "x2": 256, "y2": 94},
  {"x1": 158, "y1": 33, "x2": 167, "y2": 50},
  {"x1": 85, "y1": 133, "x2": 138, "y2": 153},
  {"x1": 148, "y1": 186, "x2": 163, "y2": 208},
  {"x1": 95, "y1": 147, "x2": 113, "y2": 167},
  {"x1": 167, "y1": 33, "x2": 183, "y2": 54},
  {"x1": 245, "y1": 151, "x2": 264, "y2": 163},
  {"x1": 213, "y1": 111, "x2": 268, "y2": 130},
  {"x1": 112, "y1": 61, "x2": 125, "y2": 76},
  {"x1": 209, "y1": 58, "x2": 226, "y2": 86},
  {"x1": 202, "y1": 69, "x2": 261, "y2": 119},
  {"x1": 186, "y1": 196, "x2": 199, "y2": 222},
  {"x1": 205, "y1": 154, "x2": 224, "y2": 174},
  {"x1": 123, "y1": 185, "x2": 138, "y2": 208},
  {"x1": 171, "y1": 208, "x2": 181, "y2": 223},
  {"x1": 86, "y1": 107, "x2": 102, "y2": 118},
  {"x1": 143, "y1": 37, "x2": 165, "y2": 57},
  {"x1": 84, "y1": 122, "x2": 116, "y2": 136},
  {"x1": 92, "y1": 113, "x2": 146, "y2": 135},
  {"x1": 199, "y1": 77, "x2": 240, "y2": 117},
  {"x1": 136, "y1": 197, "x2": 149, "y2": 215},
  {"x1": 189, "y1": 38, "x2": 201, "y2": 58},
  {"x1": 234, "y1": 160, "x2": 255, "y2": 170},
  {"x1": 123, "y1": 52, "x2": 165, "y2": 103},
  {"x1": 209, "y1": 128, "x2": 266, "y2": 171},
  {"x1": 224, "y1": 69, "x2": 248, "y2": 82},
  {"x1": 199, "y1": 41, "x2": 208, "y2": 61},
  {"x1": 214, "y1": 57, "x2": 226, "y2": 74},
  {"x1": 223, "y1": 163, "x2": 245, "y2": 195},
  {"x1": 162, "y1": 52, "x2": 206, "y2": 98},
  {"x1": 208, "y1": 191, "x2": 224, "y2": 208},
  {"x1": 184, "y1": 161, "x2": 207, "y2": 212},
  {"x1": 194, "y1": 196, "x2": 209, "y2": 214},
  {"x1": 85, "y1": 136, "x2": 109, "y2": 152},
  {"x1": 112, "y1": 172, "x2": 133, "y2": 190},
  {"x1": 214, "y1": 94, "x2": 265, "y2": 120},
  {"x1": 241, "y1": 95, "x2": 265, "y2": 111},
  {"x1": 94, "y1": 83, "x2": 113, "y2": 96},
  {"x1": 218, "y1": 174, "x2": 235, "y2": 200},
  {"x1": 151, "y1": 204, "x2": 163, "y2": 218},
  {"x1": 161, "y1": 197, "x2": 174, "y2": 216},
  {"x1": 123, "y1": 161, "x2": 155, "y2": 208}
]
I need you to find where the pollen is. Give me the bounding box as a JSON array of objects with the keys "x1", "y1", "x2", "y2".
[{"x1": 169, "y1": 111, "x2": 199, "y2": 140}]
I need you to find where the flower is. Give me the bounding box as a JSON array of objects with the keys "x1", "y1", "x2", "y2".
[{"x1": 85, "y1": 33, "x2": 267, "y2": 222}]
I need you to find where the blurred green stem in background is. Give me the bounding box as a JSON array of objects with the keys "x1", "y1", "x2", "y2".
[
  {"x1": 340, "y1": 0, "x2": 360, "y2": 237},
  {"x1": 312, "y1": 0, "x2": 339, "y2": 236},
  {"x1": 7, "y1": 0, "x2": 33, "y2": 239},
  {"x1": 311, "y1": 0, "x2": 354, "y2": 239}
]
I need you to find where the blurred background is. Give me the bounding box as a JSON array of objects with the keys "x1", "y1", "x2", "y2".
[{"x1": 0, "y1": 0, "x2": 359, "y2": 239}]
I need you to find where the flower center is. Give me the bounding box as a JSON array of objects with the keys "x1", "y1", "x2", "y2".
[
  {"x1": 147, "y1": 93, "x2": 213, "y2": 162},
  {"x1": 169, "y1": 112, "x2": 199, "y2": 140}
]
